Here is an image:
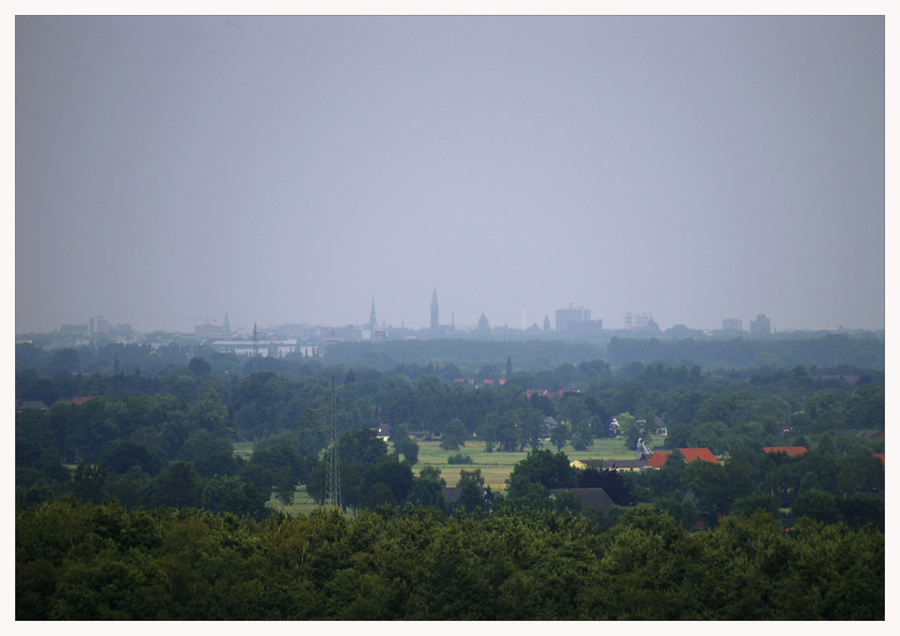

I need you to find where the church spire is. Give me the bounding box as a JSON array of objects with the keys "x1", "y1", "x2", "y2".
[
  {"x1": 430, "y1": 287, "x2": 439, "y2": 330},
  {"x1": 369, "y1": 297, "x2": 377, "y2": 331}
]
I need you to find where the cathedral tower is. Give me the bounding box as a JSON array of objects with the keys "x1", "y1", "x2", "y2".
[{"x1": 431, "y1": 287, "x2": 439, "y2": 330}]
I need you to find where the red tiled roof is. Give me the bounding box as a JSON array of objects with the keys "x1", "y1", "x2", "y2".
[
  {"x1": 70, "y1": 396, "x2": 93, "y2": 406},
  {"x1": 762, "y1": 446, "x2": 807, "y2": 457},
  {"x1": 873, "y1": 453, "x2": 885, "y2": 466},
  {"x1": 680, "y1": 448, "x2": 719, "y2": 464},
  {"x1": 646, "y1": 448, "x2": 720, "y2": 468},
  {"x1": 645, "y1": 452, "x2": 670, "y2": 468}
]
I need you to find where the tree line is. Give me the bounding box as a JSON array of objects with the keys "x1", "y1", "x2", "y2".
[
  {"x1": 17, "y1": 352, "x2": 884, "y2": 517},
  {"x1": 16, "y1": 500, "x2": 884, "y2": 620},
  {"x1": 16, "y1": 331, "x2": 883, "y2": 385}
]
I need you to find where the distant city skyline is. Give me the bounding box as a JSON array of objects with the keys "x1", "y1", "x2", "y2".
[
  {"x1": 16, "y1": 17, "x2": 884, "y2": 336},
  {"x1": 16, "y1": 288, "x2": 865, "y2": 336}
]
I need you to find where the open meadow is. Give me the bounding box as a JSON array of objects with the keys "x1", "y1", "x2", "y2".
[
  {"x1": 254, "y1": 435, "x2": 660, "y2": 516},
  {"x1": 412, "y1": 437, "x2": 644, "y2": 490}
]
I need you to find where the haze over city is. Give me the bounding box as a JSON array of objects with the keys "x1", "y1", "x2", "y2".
[{"x1": 15, "y1": 15, "x2": 885, "y2": 336}]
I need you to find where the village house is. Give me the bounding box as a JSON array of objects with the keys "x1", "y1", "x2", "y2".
[{"x1": 644, "y1": 447, "x2": 719, "y2": 468}]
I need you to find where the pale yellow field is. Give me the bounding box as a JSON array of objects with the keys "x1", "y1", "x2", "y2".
[
  {"x1": 414, "y1": 438, "x2": 642, "y2": 490},
  {"x1": 252, "y1": 435, "x2": 651, "y2": 515}
]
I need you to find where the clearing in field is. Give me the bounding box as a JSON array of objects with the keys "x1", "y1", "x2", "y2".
[
  {"x1": 245, "y1": 436, "x2": 656, "y2": 516},
  {"x1": 413, "y1": 438, "x2": 646, "y2": 491}
]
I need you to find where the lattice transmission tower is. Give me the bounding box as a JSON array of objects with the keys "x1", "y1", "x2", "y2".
[
  {"x1": 252, "y1": 322, "x2": 259, "y2": 374},
  {"x1": 325, "y1": 378, "x2": 343, "y2": 511}
]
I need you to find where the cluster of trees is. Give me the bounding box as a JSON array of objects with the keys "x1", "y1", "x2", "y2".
[
  {"x1": 17, "y1": 500, "x2": 884, "y2": 620},
  {"x1": 17, "y1": 331, "x2": 883, "y2": 388},
  {"x1": 494, "y1": 444, "x2": 884, "y2": 533},
  {"x1": 625, "y1": 442, "x2": 884, "y2": 532},
  {"x1": 605, "y1": 332, "x2": 884, "y2": 369},
  {"x1": 15, "y1": 382, "x2": 323, "y2": 516},
  {"x1": 322, "y1": 339, "x2": 606, "y2": 374},
  {"x1": 17, "y1": 347, "x2": 884, "y2": 516}
]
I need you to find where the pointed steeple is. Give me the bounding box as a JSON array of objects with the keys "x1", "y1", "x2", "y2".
[
  {"x1": 369, "y1": 297, "x2": 377, "y2": 331},
  {"x1": 430, "y1": 287, "x2": 439, "y2": 330}
]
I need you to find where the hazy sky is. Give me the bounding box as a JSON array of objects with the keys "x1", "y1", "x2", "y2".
[{"x1": 15, "y1": 15, "x2": 885, "y2": 334}]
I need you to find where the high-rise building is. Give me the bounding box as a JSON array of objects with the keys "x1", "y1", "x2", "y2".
[
  {"x1": 555, "y1": 304, "x2": 590, "y2": 331},
  {"x1": 89, "y1": 316, "x2": 110, "y2": 335},
  {"x1": 722, "y1": 318, "x2": 742, "y2": 332},
  {"x1": 625, "y1": 311, "x2": 651, "y2": 330},
  {"x1": 750, "y1": 314, "x2": 771, "y2": 336},
  {"x1": 624, "y1": 311, "x2": 659, "y2": 333}
]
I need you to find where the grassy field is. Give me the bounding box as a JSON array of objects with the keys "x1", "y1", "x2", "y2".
[
  {"x1": 233, "y1": 441, "x2": 254, "y2": 460},
  {"x1": 267, "y1": 488, "x2": 321, "y2": 516},
  {"x1": 242, "y1": 435, "x2": 659, "y2": 515},
  {"x1": 414, "y1": 438, "x2": 645, "y2": 490}
]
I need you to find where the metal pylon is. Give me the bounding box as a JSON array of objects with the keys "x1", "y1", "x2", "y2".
[{"x1": 325, "y1": 378, "x2": 343, "y2": 511}]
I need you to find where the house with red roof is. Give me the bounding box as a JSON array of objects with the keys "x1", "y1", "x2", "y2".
[
  {"x1": 645, "y1": 448, "x2": 719, "y2": 469},
  {"x1": 873, "y1": 453, "x2": 884, "y2": 466},
  {"x1": 762, "y1": 446, "x2": 807, "y2": 457},
  {"x1": 70, "y1": 396, "x2": 94, "y2": 406}
]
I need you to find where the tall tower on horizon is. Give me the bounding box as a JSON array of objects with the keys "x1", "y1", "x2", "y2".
[
  {"x1": 431, "y1": 287, "x2": 439, "y2": 330},
  {"x1": 369, "y1": 297, "x2": 377, "y2": 331}
]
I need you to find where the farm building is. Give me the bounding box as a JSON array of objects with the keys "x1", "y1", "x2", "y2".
[{"x1": 644, "y1": 448, "x2": 719, "y2": 469}]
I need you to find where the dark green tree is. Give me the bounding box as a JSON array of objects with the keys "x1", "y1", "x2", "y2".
[
  {"x1": 440, "y1": 418, "x2": 469, "y2": 451},
  {"x1": 549, "y1": 422, "x2": 571, "y2": 451},
  {"x1": 72, "y1": 461, "x2": 106, "y2": 504},
  {"x1": 455, "y1": 469, "x2": 490, "y2": 514},
  {"x1": 574, "y1": 467, "x2": 634, "y2": 506},
  {"x1": 273, "y1": 466, "x2": 295, "y2": 509},
  {"x1": 477, "y1": 413, "x2": 500, "y2": 452},
  {"x1": 571, "y1": 418, "x2": 594, "y2": 451},
  {"x1": 188, "y1": 357, "x2": 211, "y2": 377},
  {"x1": 100, "y1": 440, "x2": 164, "y2": 477},
  {"x1": 409, "y1": 471, "x2": 446, "y2": 510},
  {"x1": 155, "y1": 461, "x2": 200, "y2": 509},
  {"x1": 792, "y1": 489, "x2": 841, "y2": 525},
  {"x1": 359, "y1": 454, "x2": 414, "y2": 508}
]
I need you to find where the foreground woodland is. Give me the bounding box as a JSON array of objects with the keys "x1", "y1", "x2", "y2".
[{"x1": 17, "y1": 500, "x2": 884, "y2": 620}]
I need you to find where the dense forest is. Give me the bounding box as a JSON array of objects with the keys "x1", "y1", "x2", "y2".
[
  {"x1": 15, "y1": 336, "x2": 885, "y2": 619},
  {"x1": 17, "y1": 501, "x2": 883, "y2": 620}
]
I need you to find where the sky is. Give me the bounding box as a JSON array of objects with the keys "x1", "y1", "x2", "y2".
[{"x1": 15, "y1": 14, "x2": 886, "y2": 335}]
